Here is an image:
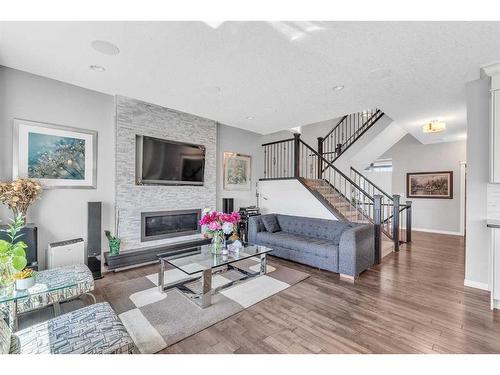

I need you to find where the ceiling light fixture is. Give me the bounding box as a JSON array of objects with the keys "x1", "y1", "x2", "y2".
[
  {"x1": 89, "y1": 65, "x2": 105, "y2": 72},
  {"x1": 423, "y1": 120, "x2": 446, "y2": 133},
  {"x1": 361, "y1": 110, "x2": 370, "y2": 117},
  {"x1": 332, "y1": 85, "x2": 344, "y2": 91},
  {"x1": 246, "y1": 116, "x2": 255, "y2": 120},
  {"x1": 91, "y1": 40, "x2": 120, "y2": 55}
]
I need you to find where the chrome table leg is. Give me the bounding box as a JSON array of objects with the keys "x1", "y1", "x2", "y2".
[
  {"x1": 200, "y1": 269, "x2": 212, "y2": 308},
  {"x1": 158, "y1": 258, "x2": 165, "y2": 293},
  {"x1": 260, "y1": 253, "x2": 267, "y2": 275}
]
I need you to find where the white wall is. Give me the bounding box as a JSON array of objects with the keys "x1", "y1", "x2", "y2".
[
  {"x1": 259, "y1": 180, "x2": 338, "y2": 219},
  {"x1": 382, "y1": 134, "x2": 466, "y2": 234},
  {"x1": 216, "y1": 123, "x2": 262, "y2": 211},
  {"x1": 361, "y1": 170, "x2": 393, "y2": 195},
  {"x1": 0, "y1": 66, "x2": 115, "y2": 269},
  {"x1": 465, "y1": 76, "x2": 490, "y2": 289},
  {"x1": 299, "y1": 117, "x2": 342, "y2": 147}
]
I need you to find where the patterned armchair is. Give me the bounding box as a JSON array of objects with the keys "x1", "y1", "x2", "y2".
[{"x1": 1, "y1": 302, "x2": 136, "y2": 354}]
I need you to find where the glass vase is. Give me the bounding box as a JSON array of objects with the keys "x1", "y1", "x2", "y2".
[
  {"x1": 108, "y1": 238, "x2": 121, "y2": 256},
  {"x1": 210, "y1": 231, "x2": 224, "y2": 255}
]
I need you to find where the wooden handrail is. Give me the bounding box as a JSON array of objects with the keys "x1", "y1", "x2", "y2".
[
  {"x1": 350, "y1": 166, "x2": 393, "y2": 201},
  {"x1": 322, "y1": 115, "x2": 348, "y2": 141},
  {"x1": 299, "y1": 139, "x2": 374, "y2": 201},
  {"x1": 261, "y1": 138, "x2": 295, "y2": 147}
]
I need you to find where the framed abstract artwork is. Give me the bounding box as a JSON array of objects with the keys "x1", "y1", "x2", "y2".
[
  {"x1": 13, "y1": 119, "x2": 97, "y2": 189},
  {"x1": 223, "y1": 152, "x2": 251, "y2": 191},
  {"x1": 406, "y1": 171, "x2": 453, "y2": 199}
]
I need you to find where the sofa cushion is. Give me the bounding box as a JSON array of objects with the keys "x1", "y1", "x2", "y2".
[
  {"x1": 276, "y1": 215, "x2": 356, "y2": 244},
  {"x1": 0, "y1": 318, "x2": 11, "y2": 354},
  {"x1": 255, "y1": 231, "x2": 337, "y2": 259},
  {"x1": 11, "y1": 302, "x2": 135, "y2": 354},
  {"x1": 262, "y1": 215, "x2": 281, "y2": 233}
]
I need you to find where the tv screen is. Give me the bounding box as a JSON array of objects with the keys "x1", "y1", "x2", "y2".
[{"x1": 137, "y1": 136, "x2": 205, "y2": 185}]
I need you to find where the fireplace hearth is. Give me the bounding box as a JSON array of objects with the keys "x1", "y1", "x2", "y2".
[{"x1": 141, "y1": 209, "x2": 201, "y2": 242}]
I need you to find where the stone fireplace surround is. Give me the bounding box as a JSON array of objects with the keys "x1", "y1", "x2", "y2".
[{"x1": 115, "y1": 95, "x2": 216, "y2": 252}]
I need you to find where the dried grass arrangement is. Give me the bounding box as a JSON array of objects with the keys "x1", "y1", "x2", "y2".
[{"x1": 0, "y1": 178, "x2": 42, "y2": 218}]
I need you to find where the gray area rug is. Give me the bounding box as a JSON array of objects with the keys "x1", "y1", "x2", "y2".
[{"x1": 102, "y1": 258, "x2": 309, "y2": 353}]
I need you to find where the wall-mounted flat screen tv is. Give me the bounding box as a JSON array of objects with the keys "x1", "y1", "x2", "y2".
[{"x1": 136, "y1": 135, "x2": 205, "y2": 185}]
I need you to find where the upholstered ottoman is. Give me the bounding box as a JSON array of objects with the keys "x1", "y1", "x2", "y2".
[
  {"x1": 16, "y1": 263, "x2": 95, "y2": 315},
  {"x1": 2, "y1": 302, "x2": 136, "y2": 354}
]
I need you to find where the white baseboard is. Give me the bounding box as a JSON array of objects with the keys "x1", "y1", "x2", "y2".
[
  {"x1": 494, "y1": 299, "x2": 500, "y2": 310},
  {"x1": 411, "y1": 227, "x2": 463, "y2": 236},
  {"x1": 464, "y1": 279, "x2": 490, "y2": 291}
]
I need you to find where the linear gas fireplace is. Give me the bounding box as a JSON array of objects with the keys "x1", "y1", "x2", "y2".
[{"x1": 141, "y1": 209, "x2": 201, "y2": 242}]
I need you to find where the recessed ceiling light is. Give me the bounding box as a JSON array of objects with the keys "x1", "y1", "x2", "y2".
[
  {"x1": 332, "y1": 85, "x2": 344, "y2": 91},
  {"x1": 246, "y1": 116, "x2": 255, "y2": 120},
  {"x1": 91, "y1": 40, "x2": 120, "y2": 55},
  {"x1": 89, "y1": 65, "x2": 105, "y2": 72}
]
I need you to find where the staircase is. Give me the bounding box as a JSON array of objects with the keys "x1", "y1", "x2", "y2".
[
  {"x1": 319, "y1": 108, "x2": 385, "y2": 165},
  {"x1": 261, "y1": 109, "x2": 412, "y2": 263}
]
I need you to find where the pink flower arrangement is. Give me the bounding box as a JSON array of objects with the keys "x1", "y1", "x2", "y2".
[{"x1": 199, "y1": 209, "x2": 241, "y2": 239}]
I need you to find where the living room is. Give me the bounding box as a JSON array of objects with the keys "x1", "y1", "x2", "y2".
[{"x1": 2, "y1": 0, "x2": 500, "y2": 372}]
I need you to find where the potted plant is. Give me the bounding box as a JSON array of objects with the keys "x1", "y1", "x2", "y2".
[
  {"x1": 13, "y1": 267, "x2": 36, "y2": 290},
  {"x1": 105, "y1": 230, "x2": 121, "y2": 256},
  {"x1": 0, "y1": 178, "x2": 42, "y2": 221},
  {"x1": 199, "y1": 209, "x2": 241, "y2": 254},
  {"x1": 105, "y1": 205, "x2": 121, "y2": 256},
  {"x1": 0, "y1": 214, "x2": 28, "y2": 297}
]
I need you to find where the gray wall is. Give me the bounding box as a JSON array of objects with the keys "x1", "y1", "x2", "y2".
[
  {"x1": 382, "y1": 134, "x2": 466, "y2": 234},
  {"x1": 465, "y1": 77, "x2": 490, "y2": 288},
  {"x1": 216, "y1": 123, "x2": 262, "y2": 211},
  {"x1": 0, "y1": 66, "x2": 115, "y2": 269},
  {"x1": 115, "y1": 96, "x2": 217, "y2": 251}
]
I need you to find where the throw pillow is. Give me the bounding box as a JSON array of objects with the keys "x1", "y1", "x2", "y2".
[{"x1": 262, "y1": 215, "x2": 281, "y2": 233}]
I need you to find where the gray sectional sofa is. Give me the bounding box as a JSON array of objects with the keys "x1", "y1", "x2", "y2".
[{"x1": 248, "y1": 214, "x2": 375, "y2": 278}]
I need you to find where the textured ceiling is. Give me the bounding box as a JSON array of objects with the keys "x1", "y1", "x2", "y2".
[{"x1": 1, "y1": 21, "x2": 499, "y2": 143}]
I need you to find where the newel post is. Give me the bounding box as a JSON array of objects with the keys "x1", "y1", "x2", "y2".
[
  {"x1": 406, "y1": 201, "x2": 412, "y2": 243},
  {"x1": 373, "y1": 195, "x2": 382, "y2": 265},
  {"x1": 392, "y1": 194, "x2": 400, "y2": 252},
  {"x1": 317, "y1": 137, "x2": 323, "y2": 179},
  {"x1": 293, "y1": 133, "x2": 301, "y2": 178}
]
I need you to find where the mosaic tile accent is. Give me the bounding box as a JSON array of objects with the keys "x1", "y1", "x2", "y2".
[
  {"x1": 10, "y1": 302, "x2": 136, "y2": 354},
  {"x1": 115, "y1": 96, "x2": 217, "y2": 251}
]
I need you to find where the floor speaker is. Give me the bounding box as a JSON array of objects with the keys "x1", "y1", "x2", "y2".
[
  {"x1": 222, "y1": 198, "x2": 234, "y2": 213},
  {"x1": 87, "y1": 202, "x2": 103, "y2": 279}
]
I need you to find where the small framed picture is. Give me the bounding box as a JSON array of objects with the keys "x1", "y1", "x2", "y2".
[
  {"x1": 406, "y1": 171, "x2": 453, "y2": 199},
  {"x1": 223, "y1": 152, "x2": 251, "y2": 191},
  {"x1": 13, "y1": 119, "x2": 97, "y2": 189}
]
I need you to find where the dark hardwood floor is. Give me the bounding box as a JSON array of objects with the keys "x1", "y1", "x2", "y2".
[{"x1": 93, "y1": 231, "x2": 500, "y2": 354}]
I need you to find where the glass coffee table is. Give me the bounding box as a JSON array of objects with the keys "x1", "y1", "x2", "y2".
[{"x1": 157, "y1": 242, "x2": 273, "y2": 308}]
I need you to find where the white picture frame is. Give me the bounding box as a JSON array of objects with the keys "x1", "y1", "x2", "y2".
[
  {"x1": 13, "y1": 119, "x2": 97, "y2": 189},
  {"x1": 223, "y1": 152, "x2": 251, "y2": 191}
]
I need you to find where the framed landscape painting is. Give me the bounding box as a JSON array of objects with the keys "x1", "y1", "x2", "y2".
[
  {"x1": 13, "y1": 119, "x2": 97, "y2": 189},
  {"x1": 406, "y1": 171, "x2": 453, "y2": 199},
  {"x1": 223, "y1": 152, "x2": 251, "y2": 191}
]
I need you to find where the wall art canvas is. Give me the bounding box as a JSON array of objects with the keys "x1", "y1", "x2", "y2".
[
  {"x1": 13, "y1": 119, "x2": 97, "y2": 188},
  {"x1": 224, "y1": 152, "x2": 251, "y2": 191},
  {"x1": 406, "y1": 171, "x2": 453, "y2": 199}
]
